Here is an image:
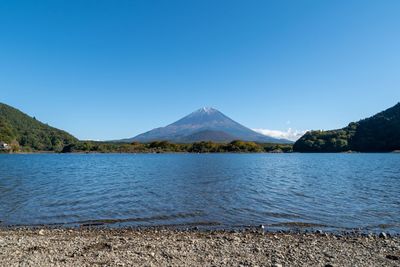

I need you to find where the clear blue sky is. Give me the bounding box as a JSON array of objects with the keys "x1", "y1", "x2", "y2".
[{"x1": 1, "y1": 0, "x2": 400, "y2": 140}]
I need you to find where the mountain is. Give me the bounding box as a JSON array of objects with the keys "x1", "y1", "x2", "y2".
[
  {"x1": 179, "y1": 130, "x2": 237, "y2": 143},
  {"x1": 0, "y1": 103, "x2": 77, "y2": 151},
  {"x1": 293, "y1": 102, "x2": 400, "y2": 152},
  {"x1": 122, "y1": 107, "x2": 291, "y2": 143}
]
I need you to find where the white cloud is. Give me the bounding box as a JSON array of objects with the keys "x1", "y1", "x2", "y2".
[{"x1": 253, "y1": 128, "x2": 307, "y2": 141}]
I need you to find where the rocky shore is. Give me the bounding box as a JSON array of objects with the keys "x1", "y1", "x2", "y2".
[{"x1": 0, "y1": 228, "x2": 399, "y2": 266}]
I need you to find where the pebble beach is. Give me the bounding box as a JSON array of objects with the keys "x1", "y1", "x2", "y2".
[{"x1": 1, "y1": 228, "x2": 399, "y2": 266}]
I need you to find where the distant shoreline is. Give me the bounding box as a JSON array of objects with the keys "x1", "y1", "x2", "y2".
[
  {"x1": 2, "y1": 151, "x2": 288, "y2": 155},
  {"x1": 2, "y1": 150, "x2": 400, "y2": 155}
]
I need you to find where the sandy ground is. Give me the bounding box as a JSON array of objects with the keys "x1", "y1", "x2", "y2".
[{"x1": 0, "y1": 228, "x2": 399, "y2": 266}]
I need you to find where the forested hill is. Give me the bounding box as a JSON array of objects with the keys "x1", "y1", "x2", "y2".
[
  {"x1": 0, "y1": 103, "x2": 77, "y2": 152},
  {"x1": 293, "y1": 103, "x2": 400, "y2": 152}
]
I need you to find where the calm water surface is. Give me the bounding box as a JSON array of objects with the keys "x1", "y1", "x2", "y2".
[{"x1": 0, "y1": 153, "x2": 399, "y2": 232}]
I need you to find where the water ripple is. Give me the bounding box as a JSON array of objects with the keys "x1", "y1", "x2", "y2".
[{"x1": 0, "y1": 153, "x2": 399, "y2": 233}]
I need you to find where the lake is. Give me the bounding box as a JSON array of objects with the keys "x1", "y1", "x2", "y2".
[{"x1": 0, "y1": 153, "x2": 399, "y2": 233}]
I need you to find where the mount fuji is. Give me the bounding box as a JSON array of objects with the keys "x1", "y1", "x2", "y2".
[{"x1": 120, "y1": 107, "x2": 291, "y2": 144}]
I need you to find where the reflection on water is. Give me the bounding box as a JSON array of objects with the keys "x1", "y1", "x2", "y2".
[{"x1": 0, "y1": 153, "x2": 399, "y2": 232}]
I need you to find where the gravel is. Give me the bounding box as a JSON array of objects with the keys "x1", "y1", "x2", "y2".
[{"x1": 0, "y1": 228, "x2": 399, "y2": 266}]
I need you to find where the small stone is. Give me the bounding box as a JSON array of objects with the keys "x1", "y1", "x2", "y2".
[
  {"x1": 324, "y1": 252, "x2": 334, "y2": 258},
  {"x1": 272, "y1": 264, "x2": 282, "y2": 267},
  {"x1": 325, "y1": 264, "x2": 334, "y2": 267},
  {"x1": 316, "y1": 230, "x2": 323, "y2": 234},
  {"x1": 38, "y1": 229, "x2": 45, "y2": 236},
  {"x1": 379, "y1": 232, "x2": 387, "y2": 239}
]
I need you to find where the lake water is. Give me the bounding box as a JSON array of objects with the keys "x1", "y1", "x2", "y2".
[{"x1": 0, "y1": 153, "x2": 399, "y2": 233}]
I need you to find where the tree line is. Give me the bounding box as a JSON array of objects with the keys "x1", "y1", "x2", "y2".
[{"x1": 61, "y1": 140, "x2": 293, "y2": 153}]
